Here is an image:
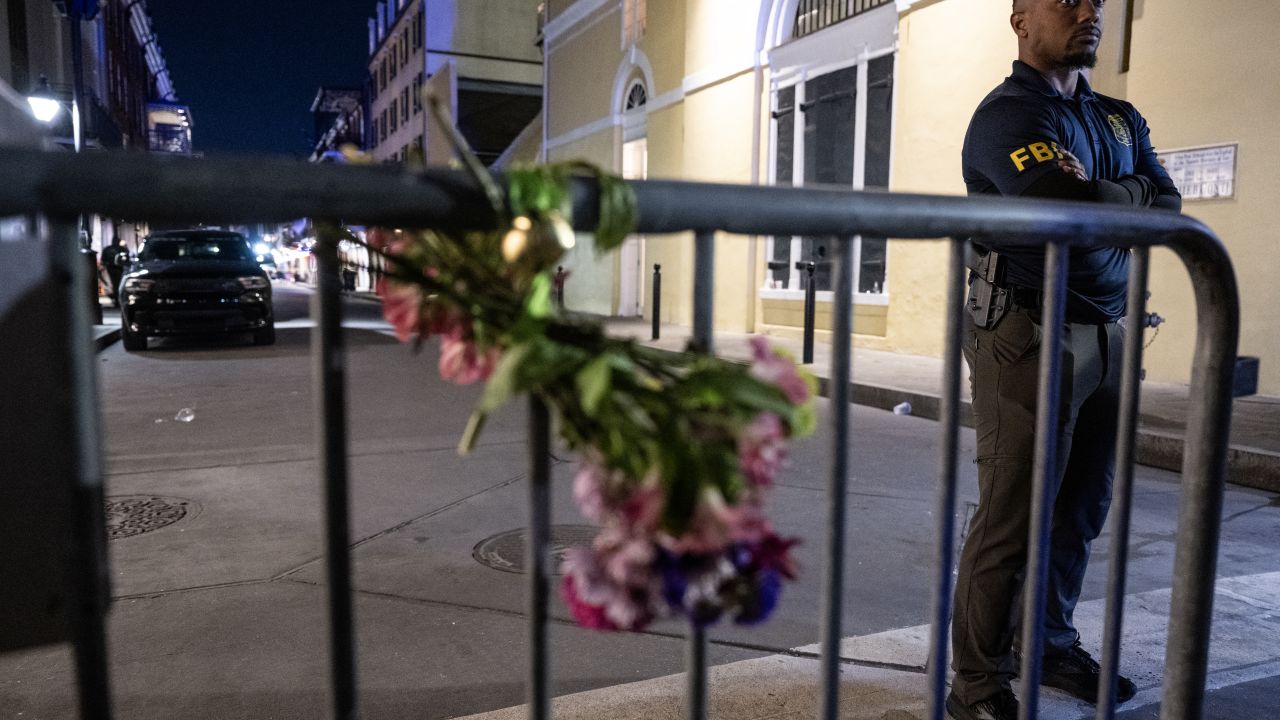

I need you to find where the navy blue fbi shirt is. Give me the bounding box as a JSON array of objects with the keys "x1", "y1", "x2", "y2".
[{"x1": 962, "y1": 61, "x2": 1180, "y2": 323}]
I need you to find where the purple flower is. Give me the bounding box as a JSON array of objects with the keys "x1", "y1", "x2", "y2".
[{"x1": 734, "y1": 569, "x2": 782, "y2": 626}]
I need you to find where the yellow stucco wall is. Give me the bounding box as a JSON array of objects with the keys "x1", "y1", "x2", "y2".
[
  {"x1": 680, "y1": 71, "x2": 759, "y2": 332},
  {"x1": 763, "y1": 299, "x2": 888, "y2": 337},
  {"x1": 1089, "y1": 0, "x2": 1280, "y2": 394},
  {"x1": 880, "y1": 0, "x2": 1017, "y2": 358},
  {"x1": 545, "y1": 4, "x2": 622, "y2": 137},
  {"x1": 548, "y1": 126, "x2": 620, "y2": 316}
]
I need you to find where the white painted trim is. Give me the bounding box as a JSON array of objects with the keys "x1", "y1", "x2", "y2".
[
  {"x1": 682, "y1": 60, "x2": 755, "y2": 97},
  {"x1": 759, "y1": 288, "x2": 890, "y2": 306},
  {"x1": 769, "y1": 4, "x2": 897, "y2": 79},
  {"x1": 612, "y1": 46, "x2": 656, "y2": 116},
  {"x1": 543, "y1": 0, "x2": 612, "y2": 45},
  {"x1": 546, "y1": 115, "x2": 619, "y2": 151}
]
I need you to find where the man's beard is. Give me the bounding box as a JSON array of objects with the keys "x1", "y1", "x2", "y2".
[{"x1": 1063, "y1": 50, "x2": 1098, "y2": 70}]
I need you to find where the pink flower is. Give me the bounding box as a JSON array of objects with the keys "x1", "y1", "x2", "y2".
[
  {"x1": 749, "y1": 336, "x2": 810, "y2": 406},
  {"x1": 383, "y1": 283, "x2": 427, "y2": 342},
  {"x1": 561, "y1": 572, "x2": 617, "y2": 631},
  {"x1": 561, "y1": 541, "x2": 658, "y2": 632},
  {"x1": 573, "y1": 461, "x2": 610, "y2": 524},
  {"x1": 438, "y1": 335, "x2": 499, "y2": 384},
  {"x1": 573, "y1": 455, "x2": 664, "y2": 531},
  {"x1": 739, "y1": 412, "x2": 787, "y2": 488}
]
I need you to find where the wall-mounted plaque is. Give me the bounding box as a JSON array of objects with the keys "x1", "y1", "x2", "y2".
[{"x1": 1158, "y1": 143, "x2": 1237, "y2": 201}]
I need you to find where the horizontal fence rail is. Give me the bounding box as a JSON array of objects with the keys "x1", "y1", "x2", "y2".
[{"x1": 0, "y1": 147, "x2": 1238, "y2": 720}]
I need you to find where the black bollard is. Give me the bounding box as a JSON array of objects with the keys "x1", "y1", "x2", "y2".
[
  {"x1": 554, "y1": 266, "x2": 566, "y2": 309},
  {"x1": 803, "y1": 261, "x2": 816, "y2": 364},
  {"x1": 651, "y1": 264, "x2": 661, "y2": 340}
]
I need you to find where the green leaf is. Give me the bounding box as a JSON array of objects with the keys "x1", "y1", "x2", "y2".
[
  {"x1": 526, "y1": 272, "x2": 553, "y2": 319},
  {"x1": 478, "y1": 342, "x2": 534, "y2": 413},
  {"x1": 576, "y1": 355, "x2": 613, "y2": 417}
]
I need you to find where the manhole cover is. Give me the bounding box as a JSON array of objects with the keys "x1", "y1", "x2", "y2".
[
  {"x1": 105, "y1": 496, "x2": 193, "y2": 539},
  {"x1": 473, "y1": 525, "x2": 598, "y2": 574}
]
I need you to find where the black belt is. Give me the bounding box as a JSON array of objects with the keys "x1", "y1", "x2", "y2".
[{"x1": 1006, "y1": 285, "x2": 1044, "y2": 313}]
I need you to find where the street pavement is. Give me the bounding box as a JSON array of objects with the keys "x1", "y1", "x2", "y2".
[{"x1": 2, "y1": 283, "x2": 1277, "y2": 719}]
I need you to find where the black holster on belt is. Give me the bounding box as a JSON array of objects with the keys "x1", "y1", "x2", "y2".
[{"x1": 965, "y1": 244, "x2": 1009, "y2": 330}]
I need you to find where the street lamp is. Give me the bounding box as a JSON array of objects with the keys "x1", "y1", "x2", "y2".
[{"x1": 27, "y1": 76, "x2": 61, "y2": 124}]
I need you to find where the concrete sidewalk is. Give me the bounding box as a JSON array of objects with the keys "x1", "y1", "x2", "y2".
[{"x1": 604, "y1": 319, "x2": 1280, "y2": 494}]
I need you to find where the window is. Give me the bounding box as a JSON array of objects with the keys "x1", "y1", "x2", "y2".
[
  {"x1": 793, "y1": 0, "x2": 893, "y2": 39},
  {"x1": 380, "y1": 58, "x2": 388, "y2": 91},
  {"x1": 370, "y1": 71, "x2": 379, "y2": 100},
  {"x1": 413, "y1": 11, "x2": 423, "y2": 49},
  {"x1": 401, "y1": 29, "x2": 409, "y2": 66},
  {"x1": 624, "y1": 80, "x2": 647, "y2": 111},
  {"x1": 390, "y1": 99, "x2": 399, "y2": 131},
  {"x1": 623, "y1": 0, "x2": 646, "y2": 45},
  {"x1": 389, "y1": 43, "x2": 398, "y2": 79},
  {"x1": 768, "y1": 54, "x2": 893, "y2": 297},
  {"x1": 401, "y1": 87, "x2": 410, "y2": 124},
  {"x1": 380, "y1": 110, "x2": 388, "y2": 143},
  {"x1": 412, "y1": 73, "x2": 424, "y2": 114}
]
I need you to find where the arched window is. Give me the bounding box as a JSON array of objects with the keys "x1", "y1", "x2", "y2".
[
  {"x1": 624, "y1": 80, "x2": 648, "y2": 112},
  {"x1": 793, "y1": 0, "x2": 893, "y2": 39}
]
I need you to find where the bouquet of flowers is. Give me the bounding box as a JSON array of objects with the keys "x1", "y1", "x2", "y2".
[{"x1": 359, "y1": 99, "x2": 817, "y2": 632}]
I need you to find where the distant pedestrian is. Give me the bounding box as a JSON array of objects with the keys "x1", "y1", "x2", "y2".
[
  {"x1": 948, "y1": 2, "x2": 1180, "y2": 719},
  {"x1": 100, "y1": 236, "x2": 128, "y2": 306}
]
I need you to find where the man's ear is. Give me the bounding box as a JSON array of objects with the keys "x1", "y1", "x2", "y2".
[{"x1": 1010, "y1": 12, "x2": 1029, "y2": 39}]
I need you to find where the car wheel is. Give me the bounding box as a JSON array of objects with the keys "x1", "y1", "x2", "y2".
[
  {"x1": 122, "y1": 325, "x2": 147, "y2": 352},
  {"x1": 253, "y1": 325, "x2": 276, "y2": 346}
]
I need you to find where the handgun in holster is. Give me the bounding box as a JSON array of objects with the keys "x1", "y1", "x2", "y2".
[{"x1": 965, "y1": 244, "x2": 1009, "y2": 330}]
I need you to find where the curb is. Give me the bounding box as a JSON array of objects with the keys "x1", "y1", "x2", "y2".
[
  {"x1": 815, "y1": 376, "x2": 1280, "y2": 494},
  {"x1": 94, "y1": 328, "x2": 120, "y2": 353}
]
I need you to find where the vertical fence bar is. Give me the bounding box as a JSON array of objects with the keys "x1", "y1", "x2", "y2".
[
  {"x1": 686, "y1": 229, "x2": 715, "y2": 720},
  {"x1": 693, "y1": 231, "x2": 714, "y2": 355},
  {"x1": 652, "y1": 263, "x2": 662, "y2": 340},
  {"x1": 925, "y1": 239, "x2": 967, "y2": 720},
  {"x1": 313, "y1": 223, "x2": 358, "y2": 720},
  {"x1": 527, "y1": 396, "x2": 552, "y2": 720},
  {"x1": 53, "y1": 216, "x2": 113, "y2": 720},
  {"x1": 1095, "y1": 247, "x2": 1149, "y2": 720},
  {"x1": 1018, "y1": 241, "x2": 1070, "y2": 720},
  {"x1": 819, "y1": 236, "x2": 855, "y2": 720},
  {"x1": 1161, "y1": 244, "x2": 1238, "y2": 720},
  {"x1": 803, "y1": 261, "x2": 816, "y2": 365}
]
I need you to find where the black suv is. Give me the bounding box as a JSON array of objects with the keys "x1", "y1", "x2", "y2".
[{"x1": 119, "y1": 230, "x2": 275, "y2": 351}]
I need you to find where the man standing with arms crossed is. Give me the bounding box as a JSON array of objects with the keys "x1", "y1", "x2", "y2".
[{"x1": 949, "y1": 1, "x2": 1181, "y2": 719}]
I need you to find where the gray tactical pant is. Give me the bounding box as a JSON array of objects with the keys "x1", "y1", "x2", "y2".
[{"x1": 950, "y1": 306, "x2": 1124, "y2": 706}]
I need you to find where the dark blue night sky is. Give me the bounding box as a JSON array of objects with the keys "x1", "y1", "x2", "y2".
[{"x1": 145, "y1": 1, "x2": 371, "y2": 157}]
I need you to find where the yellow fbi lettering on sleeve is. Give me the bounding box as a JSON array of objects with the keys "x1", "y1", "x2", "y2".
[{"x1": 1009, "y1": 141, "x2": 1063, "y2": 172}]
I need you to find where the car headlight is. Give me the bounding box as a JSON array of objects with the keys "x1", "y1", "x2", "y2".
[
  {"x1": 122, "y1": 277, "x2": 155, "y2": 292},
  {"x1": 238, "y1": 276, "x2": 270, "y2": 290}
]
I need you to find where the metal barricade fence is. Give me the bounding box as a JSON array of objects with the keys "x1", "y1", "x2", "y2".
[{"x1": 0, "y1": 148, "x2": 1238, "y2": 720}]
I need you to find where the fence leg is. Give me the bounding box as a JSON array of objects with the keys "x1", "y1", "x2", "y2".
[
  {"x1": 803, "y1": 261, "x2": 816, "y2": 365},
  {"x1": 686, "y1": 231, "x2": 715, "y2": 720},
  {"x1": 314, "y1": 222, "x2": 358, "y2": 720},
  {"x1": 819, "y1": 236, "x2": 855, "y2": 720},
  {"x1": 53, "y1": 216, "x2": 113, "y2": 720},
  {"x1": 652, "y1": 263, "x2": 661, "y2": 340},
  {"x1": 527, "y1": 396, "x2": 552, "y2": 720},
  {"x1": 925, "y1": 239, "x2": 967, "y2": 720}
]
